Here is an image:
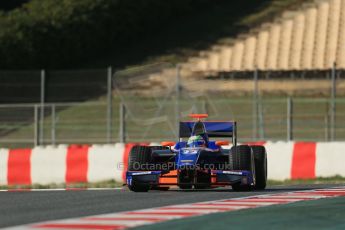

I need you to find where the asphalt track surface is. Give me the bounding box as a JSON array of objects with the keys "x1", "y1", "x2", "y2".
[{"x1": 0, "y1": 184, "x2": 342, "y2": 228}]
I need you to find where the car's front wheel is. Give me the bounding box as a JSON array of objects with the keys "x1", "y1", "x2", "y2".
[
  {"x1": 127, "y1": 146, "x2": 152, "y2": 192},
  {"x1": 178, "y1": 170, "x2": 193, "y2": 190},
  {"x1": 229, "y1": 145, "x2": 255, "y2": 191}
]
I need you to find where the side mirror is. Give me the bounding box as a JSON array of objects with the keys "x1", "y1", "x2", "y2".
[
  {"x1": 161, "y1": 141, "x2": 175, "y2": 147},
  {"x1": 215, "y1": 141, "x2": 230, "y2": 146}
]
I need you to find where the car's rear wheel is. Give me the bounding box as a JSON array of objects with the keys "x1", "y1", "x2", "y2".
[
  {"x1": 229, "y1": 145, "x2": 255, "y2": 191},
  {"x1": 128, "y1": 146, "x2": 152, "y2": 171},
  {"x1": 128, "y1": 183, "x2": 150, "y2": 192},
  {"x1": 128, "y1": 145, "x2": 168, "y2": 171},
  {"x1": 251, "y1": 145, "x2": 267, "y2": 190},
  {"x1": 152, "y1": 186, "x2": 170, "y2": 191}
]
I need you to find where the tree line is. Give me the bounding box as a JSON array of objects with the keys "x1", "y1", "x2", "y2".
[{"x1": 0, "y1": 0, "x2": 215, "y2": 69}]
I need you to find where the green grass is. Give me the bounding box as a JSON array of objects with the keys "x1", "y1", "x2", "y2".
[
  {"x1": 0, "y1": 180, "x2": 122, "y2": 190},
  {"x1": 268, "y1": 176, "x2": 345, "y2": 186}
]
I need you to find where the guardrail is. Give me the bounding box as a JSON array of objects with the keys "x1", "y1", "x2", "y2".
[{"x1": 1, "y1": 142, "x2": 344, "y2": 186}]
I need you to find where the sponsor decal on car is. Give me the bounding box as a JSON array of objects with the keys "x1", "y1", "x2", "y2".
[
  {"x1": 131, "y1": 172, "x2": 153, "y2": 175},
  {"x1": 181, "y1": 160, "x2": 194, "y2": 163},
  {"x1": 221, "y1": 171, "x2": 244, "y2": 175},
  {"x1": 182, "y1": 148, "x2": 199, "y2": 154}
]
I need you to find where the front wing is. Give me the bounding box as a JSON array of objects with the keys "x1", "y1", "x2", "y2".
[{"x1": 126, "y1": 170, "x2": 254, "y2": 188}]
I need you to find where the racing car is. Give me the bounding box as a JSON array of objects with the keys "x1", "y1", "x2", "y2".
[{"x1": 126, "y1": 114, "x2": 267, "y2": 192}]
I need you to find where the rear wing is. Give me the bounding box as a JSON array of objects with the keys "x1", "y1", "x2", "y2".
[{"x1": 179, "y1": 121, "x2": 237, "y2": 145}]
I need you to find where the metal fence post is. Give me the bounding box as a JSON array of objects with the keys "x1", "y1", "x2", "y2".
[
  {"x1": 107, "y1": 66, "x2": 113, "y2": 143},
  {"x1": 175, "y1": 64, "x2": 181, "y2": 140},
  {"x1": 252, "y1": 68, "x2": 259, "y2": 140},
  {"x1": 119, "y1": 102, "x2": 126, "y2": 143},
  {"x1": 325, "y1": 115, "x2": 329, "y2": 142},
  {"x1": 258, "y1": 101, "x2": 265, "y2": 140},
  {"x1": 40, "y1": 69, "x2": 45, "y2": 145},
  {"x1": 330, "y1": 62, "x2": 336, "y2": 141},
  {"x1": 51, "y1": 104, "x2": 56, "y2": 145},
  {"x1": 287, "y1": 97, "x2": 293, "y2": 141},
  {"x1": 34, "y1": 105, "x2": 39, "y2": 146}
]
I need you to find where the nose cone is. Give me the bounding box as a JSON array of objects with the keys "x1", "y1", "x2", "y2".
[{"x1": 177, "y1": 148, "x2": 200, "y2": 168}]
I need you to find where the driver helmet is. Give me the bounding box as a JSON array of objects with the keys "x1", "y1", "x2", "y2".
[{"x1": 187, "y1": 135, "x2": 206, "y2": 147}]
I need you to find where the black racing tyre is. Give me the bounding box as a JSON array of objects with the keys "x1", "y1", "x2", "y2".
[
  {"x1": 150, "y1": 146, "x2": 169, "y2": 151},
  {"x1": 128, "y1": 183, "x2": 150, "y2": 192},
  {"x1": 178, "y1": 170, "x2": 193, "y2": 190},
  {"x1": 127, "y1": 146, "x2": 169, "y2": 192},
  {"x1": 128, "y1": 146, "x2": 152, "y2": 171},
  {"x1": 128, "y1": 146, "x2": 168, "y2": 171},
  {"x1": 229, "y1": 145, "x2": 255, "y2": 191},
  {"x1": 251, "y1": 145, "x2": 267, "y2": 190},
  {"x1": 178, "y1": 185, "x2": 192, "y2": 190},
  {"x1": 152, "y1": 186, "x2": 170, "y2": 191},
  {"x1": 194, "y1": 171, "x2": 211, "y2": 189},
  {"x1": 127, "y1": 146, "x2": 152, "y2": 192},
  {"x1": 229, "y1": 145, "x2": 253, "y2": 170}
]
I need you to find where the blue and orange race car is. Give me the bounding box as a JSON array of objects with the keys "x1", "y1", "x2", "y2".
[{"x1": 126, "y1": 114, "x2": 267, "y2": 192}]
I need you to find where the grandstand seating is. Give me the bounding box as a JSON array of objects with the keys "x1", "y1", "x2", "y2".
[
  {"x1": 338, "y1": 0, "x2": 345, "y2": 67},
  {"x1": 301, "y1": 7, "x2": 317, "y2": 69},
  {"x1": 256, "y1": 28, "x2": 269, "y2": 70},
  {"x1": 218, "y1": 45, "x2": 232, "y2": 71},
  {"x1": 290, "y1": 13, "x2": 304, "y2": 69},
  {"x1": 180, "y1": 0, "x2": 345, "y2": 75}
]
